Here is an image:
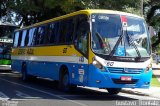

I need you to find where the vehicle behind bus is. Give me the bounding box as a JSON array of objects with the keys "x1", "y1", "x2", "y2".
[
  {"x1": 0, "y1": 22, "x2": 18, "y2": 69},
  {"x1": 11, "y1": 10, "x2": 152, "y2": 94}
]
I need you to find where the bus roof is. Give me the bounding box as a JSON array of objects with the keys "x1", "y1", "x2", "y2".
[{"x1": 16, "y1": 9, "x2": 143, "y2": 31}]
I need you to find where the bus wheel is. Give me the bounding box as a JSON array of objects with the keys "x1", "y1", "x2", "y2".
[
  {"x1": 62, "y1": 72, "x2": 70, "y2": 91},
  {"x1": 21, "y1": 64, "x2": 28, "y2": 81},
  {"x1": 106, "y1": 88, "x2": 121, "y2": 95},
  {"x1": 59, "y1": 71, "x2": 77, "y2": 92}
]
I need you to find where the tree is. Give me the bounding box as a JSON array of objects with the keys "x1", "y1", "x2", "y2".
[
  {"x1": 0, "y1": 0, "x2": 145, "y2": 26},
  {"x1": 144, "y1": 0, "x2": 160, "y2": 49}
]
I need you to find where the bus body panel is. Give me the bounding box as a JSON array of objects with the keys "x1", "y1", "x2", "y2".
[
  {"x1": 88, "y1": 64, "x2": 152, "y2": 88},
  {"x1": 12, "y1": 56, "x2": 89, "y2": 86}
]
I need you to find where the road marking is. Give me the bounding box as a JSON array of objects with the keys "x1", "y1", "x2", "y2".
[
  {"x1": 0, "y1": 78, "x2": 88, "y2": 106},
  {"x1": 0, "y1": 92, "x2": 9, "y2": 101},
  {"x1": 15, "y1": 90, "x2": 41, "y2": 99}
]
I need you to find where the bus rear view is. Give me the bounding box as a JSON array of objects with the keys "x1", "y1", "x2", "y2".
[{"x1": 88, "y1": 11, "x2": 152, "y2": 94}]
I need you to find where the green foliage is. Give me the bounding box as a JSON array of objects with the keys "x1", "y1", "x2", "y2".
[
  {"x1": 0, "y1": 0, "x2": 152, "y2": 26},
  {"x1": 145, "y1": 0, "x2": 160, "y2": 49},
  {"x1": 151, "y1": 75, "x2": 160, "y2": 87}
]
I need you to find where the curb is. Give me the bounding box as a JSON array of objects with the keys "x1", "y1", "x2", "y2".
[
  {"x1": 121, "y1": 87, "x2": 160, "y2": 99},
  {"x1": 121, "y1": 89, "x2": 149, "y2": 96}
]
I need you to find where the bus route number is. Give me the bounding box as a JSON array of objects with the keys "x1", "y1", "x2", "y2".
[
  {"x1": 63, "y1": 48, "x2": 67, "y2": 53},
  {"x1": 106, "y1": 62, "x2": 114, "y2": 67}
]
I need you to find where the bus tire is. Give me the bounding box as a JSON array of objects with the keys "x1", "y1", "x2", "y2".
[
  {"x1": 59, "y1": 68, "x2": 77, "y2": 92},
  {"x1": 106, "y1": 88, "x2": 121, "y2": 95},
  {"x1": 21, "y1": 63, "x2": 29, "y2": 81}
]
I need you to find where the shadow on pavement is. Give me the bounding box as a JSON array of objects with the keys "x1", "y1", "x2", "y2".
[{"x1": 0, "y1": 71, "x2": 138, "y2": 101}]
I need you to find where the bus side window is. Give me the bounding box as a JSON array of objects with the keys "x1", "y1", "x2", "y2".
[
  {"x1": 59, "y1": 20, "x2": 66, "y2": 44},
  {"x1": 28, "y1": 28, "x2": 33, "y2": 46},
  {"x1": 44, "y1": 24, "x2": 51, "y2": 45},
  {"x1": 31, "y1": 27, "x2": 38, "y2": 46},
  {"x1": 65, "y1": 18, "x2": 75, "y2": 43},
  {"x1": 58, "y1": 18, "x2": 74, "y2": 44},
  {"x1": 24, "y1": 30, "x2": 29, "y2": 46},
  {"x1": 20, "y1": 30, "x2": 27, "y2": 47},
  {"x1": 13, "y1": 32, "x2": 19, "y2": 47},
  {"x1": 17, "y1": 31, "x2": 22, "y2": 47},
  {"x1": 49, "y1": 23, "x2": 56, "y2": 44},
  {"x1": 54, "y1": 22, "x2": 61, "y2": 44},
  {"x1": 36, "y1": 26, "x2": 45, "y2": 45}
]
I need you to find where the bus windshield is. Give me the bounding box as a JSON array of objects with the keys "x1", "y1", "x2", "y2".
[{"x1": 91, "y1": 14, "x2": 151, "y2": 58}]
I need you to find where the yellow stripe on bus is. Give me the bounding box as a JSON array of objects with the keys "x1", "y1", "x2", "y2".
[{"x1": 12, "y1": 45, "x2": 83, "y2": 57}]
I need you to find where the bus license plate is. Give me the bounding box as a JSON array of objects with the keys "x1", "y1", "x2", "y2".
[{"x1": 120, "y1": 76, "x2": 132, "y2": 81}]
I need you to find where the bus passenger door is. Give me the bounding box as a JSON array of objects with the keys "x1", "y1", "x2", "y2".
[{"x1": 73, "y1": 15, "x2": 89, "y2": 86}]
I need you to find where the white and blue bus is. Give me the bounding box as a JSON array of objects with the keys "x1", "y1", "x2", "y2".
[{"x1": 11, "y1": 10, "x2": 152, "y2": 94}]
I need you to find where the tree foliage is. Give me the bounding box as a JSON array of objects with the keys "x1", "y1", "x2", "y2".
[
  {"x1": 143, "y1": 0, "x2": 160, "y2": 49},
  {"x1": 1, "y1": 0, "x2": 143, "y2": 26}
]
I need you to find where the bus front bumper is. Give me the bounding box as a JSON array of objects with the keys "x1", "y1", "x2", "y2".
[{"x1": 88, "y1": 65, "x2": 152, "y2": 89}]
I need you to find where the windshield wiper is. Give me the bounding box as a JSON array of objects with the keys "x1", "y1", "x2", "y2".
[
  {"x1": 109, "y1": 31, "x2": 141, "y2": 60},
  {"x1": 109, "y1": 33, "x2": 124, "y2": 57},
  {"x1": 126, "y1": 33, "x2": 141, "y2": 59}
]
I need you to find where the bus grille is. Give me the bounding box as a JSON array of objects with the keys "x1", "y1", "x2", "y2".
[{"x1": 107, "y1": 67, "x2": 143, "y2": 74}]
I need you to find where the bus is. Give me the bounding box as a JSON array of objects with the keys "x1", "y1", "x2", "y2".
[
  {"x1": 0, "y1": 22, "x2": 18, "y2": 67},
  {"x1": 11, "y1": 9, "x2": 152, "y2": 94}
]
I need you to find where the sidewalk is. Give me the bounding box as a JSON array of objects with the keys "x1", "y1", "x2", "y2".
[{"x1": 122, "y1": 62, "x2": 160, "y2": 99}]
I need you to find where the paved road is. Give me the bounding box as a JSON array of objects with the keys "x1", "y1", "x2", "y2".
[{"x1": 0, "y1": 70, "x2": 160, "y2": 106}]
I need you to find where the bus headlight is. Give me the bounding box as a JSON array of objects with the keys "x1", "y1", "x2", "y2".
[
  {"x1": 92, "y1": 59, "x2": 105, "y2": 71},
  {"x1": 144, "y1": 64, "x2": 152, "y2": 73}
]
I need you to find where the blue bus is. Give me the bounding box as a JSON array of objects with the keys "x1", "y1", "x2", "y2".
[{"x1": 11, "y1": 10, "x2": 152, "y2": 94}]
